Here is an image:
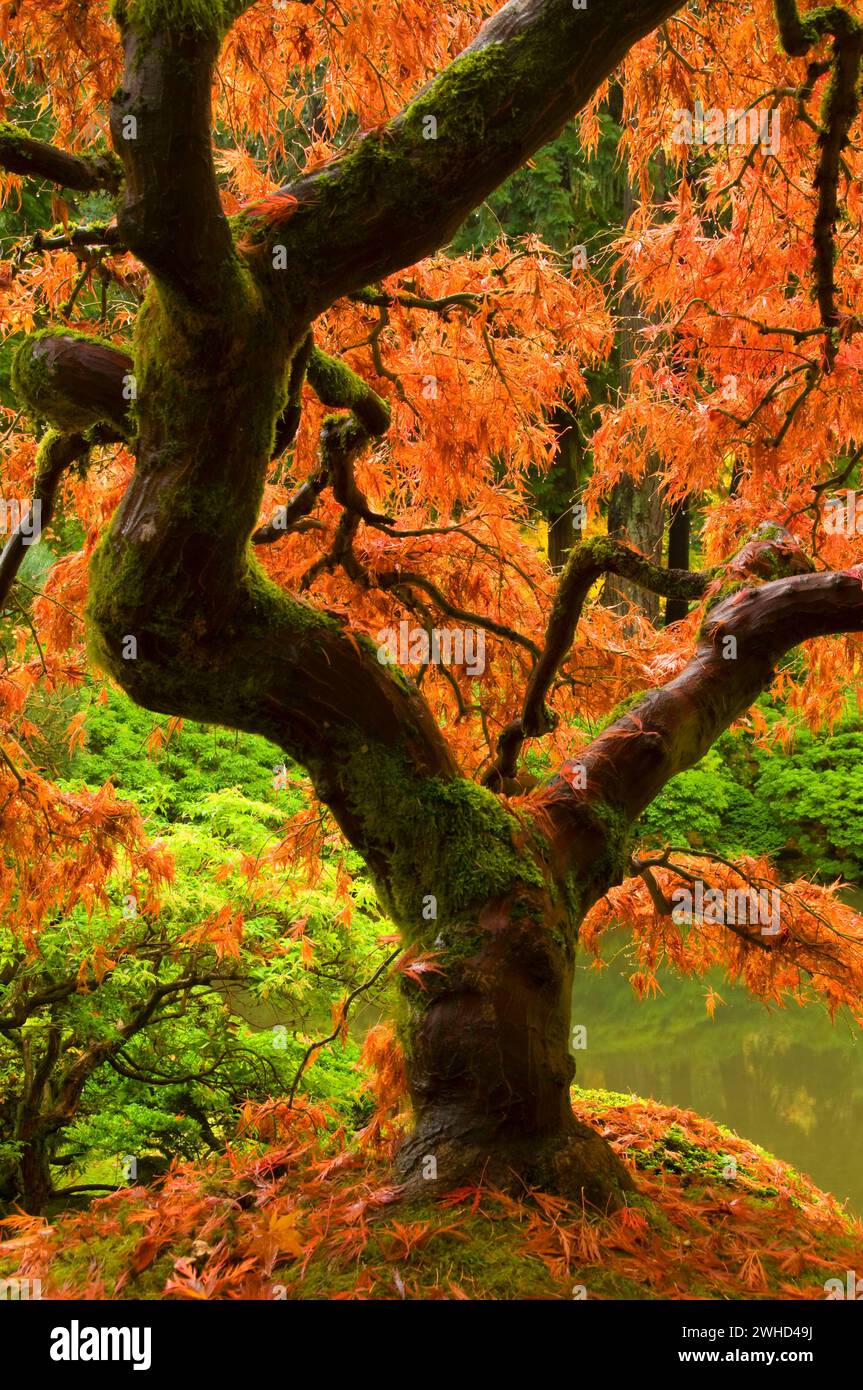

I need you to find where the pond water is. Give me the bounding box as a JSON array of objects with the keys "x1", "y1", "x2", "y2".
[{"x1": 575, "y1": 927, "x2": 863, "y2": 1214}]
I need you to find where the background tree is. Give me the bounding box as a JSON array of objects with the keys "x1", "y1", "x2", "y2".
[{"x1": 0, "y1": 690, "x2": 393, "y2": 1214}]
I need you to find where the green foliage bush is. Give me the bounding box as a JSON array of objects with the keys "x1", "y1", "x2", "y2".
[
  {"x1": 67, "y1": 686, "x2": 296, "y2": 821},
  {"x1": 0, "y1": 680, "x2": 392, "y2": 1211},
  {"x1": 639, "y1": 713, "x2": 863, "y2": 883}
]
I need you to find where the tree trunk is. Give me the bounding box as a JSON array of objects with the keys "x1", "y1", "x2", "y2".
[
  {"x1": 548, "y1": 504, "x2": 574, "y2": 573},
  {"x1": 604, "y1": 168, "x2": 666, "y2": 620},
  {"x1": 17, "y1": 1131, "x2": 53, "y2": 1215},
  {"x1": 665, "y1": 496, "x2": 691, "y2": 624},
  {"x1": 605, "y1": 470, "x2": 664, "y2": 619},
  {"x1": 394, "y1": 885, "x2": 633, "y2": 1208},
  {"x1": 546, "y1": 408, "x2": 583, "y2": 573}
]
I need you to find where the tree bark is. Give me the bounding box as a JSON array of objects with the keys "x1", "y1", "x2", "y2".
[
  {"x1": 0, "y1": 123, "x2": 122, "y2": 192},
  {"x1": 665, "y1": 497, "x2": 691, "y2": 624},
  {"x1": 603, "y1": 172, "x2": 666, "y2": 620},
  {"x1": 605, "y1": 470, "x2": 664, "y2": 619},
  {"x1": 546, "y1": 408, "x2": 583, "y2": 572},
  {"x1": 17, "y1": 1128, "x2": 54, "y2": 1215},
  {"x1": 396, "y1": 886, "x2": 632, "y2": 1206}
]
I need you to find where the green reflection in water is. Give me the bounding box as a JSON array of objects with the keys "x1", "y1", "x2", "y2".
[{"x1": 574, "y1": 925, "x2": 863, "y2": 1213}]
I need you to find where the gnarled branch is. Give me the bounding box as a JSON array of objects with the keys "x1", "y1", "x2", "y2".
[
  {"x1": 540, "y1": 558, "x2": 863, "y2": 900},
  {"x1": 0, "y1": 123, "x2": 122, "y2": 192},
  {"x1": 240, "y1": 0, "x2": 685, "y2": 320},
  {"x1": 485, "y1": 537, "x2": 714, "y2": 787},
  {"x1": 774, "y1": 0, "x2": 863, "y2": 371}
]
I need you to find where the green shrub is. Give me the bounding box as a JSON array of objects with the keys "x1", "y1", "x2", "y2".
[{"x1": 639, "y1": 716, "x2": 863, "y2": 883}]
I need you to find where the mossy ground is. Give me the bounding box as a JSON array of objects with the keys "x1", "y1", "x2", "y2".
[{"x1": 2, "y1": 1088, "x2": 859, "y2": 1301}]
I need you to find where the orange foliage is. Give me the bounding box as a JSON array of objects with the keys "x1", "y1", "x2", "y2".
[
  {"x1": 2, "y1": 0, "x2": 863, "y2": 1036},
  {"x1": 2, "y1": 1090, "x2": 859, "y2": 1299},
  {"x1": 585, "y1": 855, "x2": 863, "y2": 1024}
]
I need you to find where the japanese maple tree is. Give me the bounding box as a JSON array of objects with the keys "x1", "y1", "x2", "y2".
[{"x1": 3, "y1": 0, "x2": 863, "y2": 1211}]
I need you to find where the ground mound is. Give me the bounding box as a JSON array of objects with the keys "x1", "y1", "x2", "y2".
[{"x1": 2, "y1": 1089, "x2": 860, "y2": 1300}]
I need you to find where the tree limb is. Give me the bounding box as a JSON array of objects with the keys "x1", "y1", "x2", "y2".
[
  {"x1": 541, "y1": 560, "x2": 863, "y2": 899},
  {"x1": 242, "y1": 0, "x2": 685, "y2": 319},
  {"x1": 0, "y1": 124, "x2": 122, "y2": 193},
  {"x1": 109, "y1": 13, "x2": 234, "y2": 301},
  {"x1": 486, "y1": 537, "x2": 714, "y2": 786}
]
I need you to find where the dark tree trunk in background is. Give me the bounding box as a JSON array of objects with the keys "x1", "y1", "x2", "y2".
[
  {"x1": 606, "y1": 470, "x2": 664, "y2": 618},
  {"x1": 604, "y1": 170, "x2": 666, "y2": 620},
  {"x1": 665, "y1": 497, "x2": 691, "y2": 624},
  {"x1": 17, "y1": 1128, "x2": 53, "y2": 1215},
  {"x1": 547, "y1": 408, "x2": 584, "y2": 572},
  {"x1": 547, "y1": 509, "x2": 573, "y2": 572}
]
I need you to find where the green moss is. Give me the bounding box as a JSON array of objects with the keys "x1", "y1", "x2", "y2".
[
  {"x1": 10, "y1": 339, "x2": 53, "y2": 420},
  {"x1": 281, "y1": 1203, "x2": 560, "y2": 1301},
  {"x1": 578, "y1": 535, "x2": 623, "y2": 569},
  {"x1": 33, "y1": 427, "x2": 64, "y2": 479},
  {"x1": 702, "y1": 578, "x2": 748, "y2": 620},
  {"x1": 400, "y1": 41, "x2": 528, "y2": 151},
  {"x1": 775, "y1": 0, "x2": 862, "y2": 52},
  {"x1": 113, "y1": 0, "x2": 232, "y2": 39},
  {"x1": 115, "y1": 271, "x2": 286, "y2": 511},
  {"x1": 307, "y1": 350, "x2": 366, "y2": 407},
  {"x1": 562, "y1": 536, "x2": 703, "y2": 603},
  {"x1": 557, "y1": 797, "x2": 632, "y2": 923},
  {"x1": 599, "y1": 687, "x2": 651, "y2": 731},
  {"x1": 337, "y1": 744, "x2": 547, "y2": 937},
  {"x1": 307, "y1": 347, "x2": 390, "y2": 434},
  {"x1": 38, "y1": 1221, "x2": 174, "y2": 1299},
  {"x1": 0, "y1": 122, "x2": 30, "y2": 157},
  {"x1": 636, "y1": 1124, "x2": 781, "y2": 1200},
  {"x1": 572, "y1": 1085, "x2": 639, "y2": 1112}
]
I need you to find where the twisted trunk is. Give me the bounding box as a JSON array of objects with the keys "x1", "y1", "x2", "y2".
[{"x1": 396, "y1": 885, "x2": 631, "y2": 1206}]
